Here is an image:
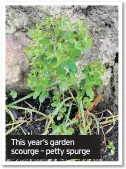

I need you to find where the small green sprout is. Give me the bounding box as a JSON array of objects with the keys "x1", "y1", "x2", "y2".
[
  {"x1": 107, "y1": 141, "x2": 115, "y2": 156},
  {"x1": 10, "y1": 90, "x2": 17, "y2": 99}
]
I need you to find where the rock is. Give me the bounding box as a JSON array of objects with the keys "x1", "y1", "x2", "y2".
[
  {"x1": 6, "y1": 6, "x2": 28, "y2": 34},
  {"x1": 6, "y1": 5, "x2": 64, "y2": 34},
  {"x1": 6, "y1": 32, "x2": 32, "y2": 92},
  {"x1": 77, "y1": 6, "x2": 118, "y2": 64},
  {"x1": 113, "y1": 64, "x2": 118, "y2": 108}
]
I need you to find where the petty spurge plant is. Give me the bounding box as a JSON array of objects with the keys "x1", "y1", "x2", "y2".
[
  {"x1": 24, "y1": 16, "x2": 106, "y2": 135},
  {"x1": 6, "y1": 16, "x2": 118, "y2": 137}
]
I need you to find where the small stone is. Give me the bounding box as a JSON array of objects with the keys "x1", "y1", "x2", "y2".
[{"x1": 18, "y1": 117, "x2": 23, "y2": 120}]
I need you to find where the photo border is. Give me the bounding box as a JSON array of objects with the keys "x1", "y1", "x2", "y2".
[{"x1": 1, "y1": 1, "x2": 122, "y2": 166}]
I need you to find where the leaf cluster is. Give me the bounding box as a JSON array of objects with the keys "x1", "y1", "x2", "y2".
[
  {"x1": 79, "y1": 61, "x2": 106, "y2": 108},
  {"x1": 24, "y1": 16, "x2": 92, "y2": 101},
  {"x1": 107, "y1": 141, "x2": 115, "y2": 156},
  {"x1": 51, "y1": 123, "x2": 74, "y2": 135}
]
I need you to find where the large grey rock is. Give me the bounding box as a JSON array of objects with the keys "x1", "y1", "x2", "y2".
[
  {"x1": 5, "y1": 5, "x2": 118, "y2": 109},
  {"x1": 6, "y1": 5, "x2": 66, "y2": 34}
]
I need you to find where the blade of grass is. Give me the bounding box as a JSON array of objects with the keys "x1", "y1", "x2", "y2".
[
  {"x1": 85, "y1": 118, "x2": 92, "y2": 135},
  {"x1": 79, "y1": 100, "x2": 86, "y2": 129},
  {"x1": 66, "y1": 103, "x2": 72, "y2": 123}
]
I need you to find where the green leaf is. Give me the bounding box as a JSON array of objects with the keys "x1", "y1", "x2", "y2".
[
  {"x1": 57, "y1": 29, "x2": 65, "y2": 36},
  {"x1": 69, "y1": 44, "x2": 81, "y2": 61},
  {"x1": 56, "y1": 64, "x2": 66, "y2": 78},
  {"x1": 33, "y1": 92, "x2": 39, "y2": 99},
  {"x1": 107, "y1": 145, "x2": 112, "y2": 149},
  {"x1": 24, "y1": 47, "x2": 29, "y2": 54},
  {"x1": 28, "y1": 76, "x2": 38, "y2": 87},
  {"x1": 85, "y1": 85, "x2": 94, "y2": 101},
  {"x1": 33, "y1": 86, "x2": 41, "y2": 99},
  {"x1": 58, "y1": 54, "x2": 68, "y2": 63},
  {"x1": 77, "y1": 91, "x2": 85, "y2": 99},
  {"x1": 83, "y1": 37, "x2": 92, "y2": 50},
  {"x1": 36, "y1": 57, "x2": 45, "y2": 66},
  {"x1": 47, "y1": 58, "x2": 57, "y2": 69},
  {"x1": 59, "y1": 81, "x2": 69, "y2": 91},
  {"x1": 65, "y1": 59, "x2": 78, "y2": 73},
  {"x1": 24, "y1": 47, "x2": 35, "y2": 58},
  {"x1": 52, "y1": 124, "x2": 58, "y2": 130},
  {"x1": 35, "y1": 48, "x2": 45, "y2": 56},
  {"x1": 85, "y1": 76, "x2": 91, "y2": 86},
  {"x1": 52, "y1": 95, "x2": 61, "y2": 107},
  {"x1": 79, "y1": 79, "x2": 85, "y2": 89},
  {"x1": 61, "y1": 123, "x2": 66, "y2": 131},
  {"x1": 83, "y1": 97, "x2": 92, "y2": 109},
  {"x1": 53, "y1": 95, "x2": 60, "y2": 102},
  {"x1": 68, "y1": 128, "x2": 74, "y2": 134},
  {"x1": 57, "y1": 113, "x2": 63, "y2": 121},
  {"x1": 41, "y1": 78, "x2": 49, "y2": 87},
  {"x1": 79, "y1": 125, "x2": 87, "y2": 135},
  {"x1": 75, "y1": 41, "x2": 82, "y2": 50},
  {"x1": 35, "y1": 86, "x2": 41, "y2": 93},
  {"x1": 94, "y1": 78, "x2": 103, "y2": 86},
  {"x1": 39, "y1": 91, "x2": 48, "y2": 103},
  {"x1": 60, "y1": 107, "x2": 66, "y2": 113},
  {"x1": 51, "y1": 102, "x2": 58, "y2": 107},
  {"x1": 10, "y1": 90, "x2": 17, "y2": 99}
]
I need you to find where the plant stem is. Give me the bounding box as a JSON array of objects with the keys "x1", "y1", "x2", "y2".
[
  {"x1": 100, "y1": 117, "x2": 118, "y2": 125},
  {"x1": 68, "y1": 88, "x2": 76, "y2": 102},
  {"x1": 79, "y1": 100, "x2": 86, "y2": 129},
  {"x1": 66, "y1": 103, "x2": 72, "y2": 123},
  {"x1": 6, "y1": 120, "x2": 28, "y2": 127},
  {"x1": 62, "y1": 93, "x2": 66, "y2": 107},
  {"x1": 8, "y1": 93, "x2": 33, "y2": 106},
  {"x1": 62, "y1": 93, "x2": 65, "y2": 100},
  {"x1": 6, "y1": 105, "x2": 47, "y2": 117},
  {"x1": 88, "y1": 112, "x2": 100, "y2": 135}
]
